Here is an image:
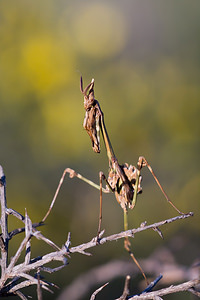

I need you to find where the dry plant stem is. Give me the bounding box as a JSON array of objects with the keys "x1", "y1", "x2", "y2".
[
  {"x1": 90, "y1": 282, "x2": 109, "y2": 300},
  {"x1": 129, "y1": 279, "x2": 200, "y2": 299},
  {"x1": 5, "y1": 207, "x2": 57, "y2": 251},
  {"x1": 1, "y1": 212, "x2": 189, "y2": 283},
  {"x1": 25, "y1": 210, "x2": 31, "y2": 265},
  {"x1": 8, "y1": 273, "x2": 51, "y2": 293},
  {"x1": 0, "y1": 167, "x2": 56, "y2": 252},
  {"x1": 0, "y1": 165, "x2": 68, "y2": 297},
  {"x1": 0, "y1": 166, "x2": 9, "y2": 276},
  {"x1": 9, "y1": 222, "x2": 44, "y2": 239},
  {"x1": 118, "y1": 275, "x2": 131, "y2": 300},
  {"x1": 188, "y1": 287, "x2": 200, "y2": 297},
  {"x1": 0, "y1": 238, "x2": 67, "y2": 296},
  {"x1": 69, "y1": 212, "x2": 193, "y2": 254},
  {"x1": 37, "y1": 269, "x2": 43, "y2": 300},
  {"x1": 14, "y1": 290, "x2": 28, "y2": 300}
]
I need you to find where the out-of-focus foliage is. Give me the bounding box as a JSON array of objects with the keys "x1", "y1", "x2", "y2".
[{"x1": 0, "y1": 0, "x2": 199, "y2": 299}]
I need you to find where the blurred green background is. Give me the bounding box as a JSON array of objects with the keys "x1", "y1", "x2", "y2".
[{"x1": 0, "y1": 0, "x2": 199, "y2": 299}]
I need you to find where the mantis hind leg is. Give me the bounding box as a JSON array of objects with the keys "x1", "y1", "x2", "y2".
[
  {"x1": 123, "y1": 210, "x2": 149, "y2": 285},
  {"x1": 137, "y1": 156, "x2": 184, "y2": 215},
  {"x1": 97, "y1": 172, "x2": 116, "y2": 240},
  {"x1": 97, "y1": 172, "x2": 103, "y2": 238}
]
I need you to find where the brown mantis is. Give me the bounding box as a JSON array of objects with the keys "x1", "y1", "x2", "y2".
[
  {"x1": 68, "y1": 77, "x2": 184, "y2": 284},
  {"x1": 42, "y1": 77, "x2": 184, "y2": 284}
]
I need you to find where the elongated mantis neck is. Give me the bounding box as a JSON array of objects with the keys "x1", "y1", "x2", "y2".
[
  {"x1": 100, "y1": 113, "x2": 116, "y2": 166},
  {"x1": 124, "y1": 209, "x2": 128, "y2": 231},
  {"x1": 100, "y1": 110, "x2": 128, "y2": 186}
]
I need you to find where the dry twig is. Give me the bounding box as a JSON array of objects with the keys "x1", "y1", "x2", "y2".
[
  {"x1": 69, "y1": 212, "x2": 193, "y2": 254},
  {"x1": 118, "y1": 275, "x2": 131, "y2": 300},
  {"x1": 129, "y1": 279, "x2": 200, "y2": 299},
  {"x1": 90, "y1": 282, "x2": 109, "y2": 300},
  {"x1": 0, "y1": 165, "x2": 68, "y2": 298}
]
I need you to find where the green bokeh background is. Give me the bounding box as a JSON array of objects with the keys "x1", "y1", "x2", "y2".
[{"x1": 0, "y1": 0, "x2": 199, "y2": 299}]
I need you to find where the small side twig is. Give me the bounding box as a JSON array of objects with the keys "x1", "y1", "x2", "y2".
[
  {"x1": 188, "y1": 287, "x2": 200, "y2": 297},
  {"x1": 25, "y1": 210, "x2": 32, "y2": 265},
  {"x1": 90, "y1": 282, "x2": 109, "y2": 300},
  {"x1": 117, "y1": 275, "x2": 131, "y2": 300},
  {"x1": 139, "y1": 274, "x2": 163, "y2": 295},
  {"x1": 116, "y1": 275, "x2": 163, "y2": 300},
  {"x1": 0, "y1": 166, "x2": 9, "y2": 276},
  {"x1": 14, "y1": 290, "x2": 28, "y2": 300},
  {"x1": 37, "y1": 269, "x2": 43, "y2": 300},
  {"x1": 8, "y1": 222, "x2": 44, "y2": 239},
  {"x1": 129, "y1": 279, "x2": 200, "y2": 299}
]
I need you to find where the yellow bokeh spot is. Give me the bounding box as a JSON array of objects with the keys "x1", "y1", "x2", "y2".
[
  {"x1": 20, "y1": 35, "x2": 75, "y2": 94},
  {"x1": 71, "y1": 3, "x2": 127, "y2": 58}
]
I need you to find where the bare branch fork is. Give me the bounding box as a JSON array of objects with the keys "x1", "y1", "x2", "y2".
[
  {"x1": 0, "y1": 165, "x2": 68, "y2": 299},
  {"x1": 0, "y1": 163, "x2": 194, "y2": 298}
]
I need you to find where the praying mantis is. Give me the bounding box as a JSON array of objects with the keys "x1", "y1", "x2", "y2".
[
  {"x1": 42, "y1": 77, "x2": 184, "y2": 284},
  {"x1": 66, "y1": 77, "x2": 184, "y2": 284}
]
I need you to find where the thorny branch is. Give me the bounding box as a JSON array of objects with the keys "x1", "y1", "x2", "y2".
[
  {"x1": 0, "y1": 163, "x2": 195, "y2": 298},
  {"x1": 90, "y1": 282, "x2": 109, "y2": 300},
  {"x1": 89, "y1": 278, "x2": 200, "y2": 300},
  {"x1": 0, "y1": 165, "x2": 68, "y2": 298},
  {"x1": 115, "y1": 275, "x2": 163, "y2": 300},
  {"x1": 69, "y1": 212, "x2": 193, "y2": 254},
  {"x1": 0, "y1": 166, "x2": 9, "y2": 277},
  {"x1": 58, "y1": 247, "x2": 200, "y2": 300},
  {"x1": 118, "y1": 275, "x2": 131, "y2": 300},
  {"x1": 129, "y1": 279, "x2": 200, "y2": 299}
]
